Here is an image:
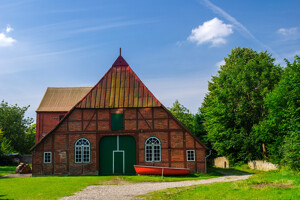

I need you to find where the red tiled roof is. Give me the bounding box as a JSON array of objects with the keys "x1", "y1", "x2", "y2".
[{"x1": 76, "y1": 56, "x2": 161, "y2": 108}]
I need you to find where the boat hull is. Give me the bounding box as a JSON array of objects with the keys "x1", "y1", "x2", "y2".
[{"x1": 134, "y1": 165, "x2": 189, "y2": 176}]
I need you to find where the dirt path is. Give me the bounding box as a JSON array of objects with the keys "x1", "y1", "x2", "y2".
[{"x1": 60, "y1": 175, "x2": 251, "y2": 200}]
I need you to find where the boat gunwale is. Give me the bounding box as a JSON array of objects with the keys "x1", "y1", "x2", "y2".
[{"x1": 134, "y1": 165, "x2": 190, "y2": 171}]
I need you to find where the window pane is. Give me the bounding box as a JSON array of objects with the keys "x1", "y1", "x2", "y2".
[
  {"x1": 145, "y1": 146, "x2": 152, "y2": 161},
  {"x1": 75, "y1": 146, "x2": 82, "y2": 163},
  {"x1": 44, "y1": 152, "x2": 51, "y2": 163},
  {"x1": 154, "y1": 145, "x2": 160, "y2": 161},
  {"x1": 145, "y1": 137, "x2": 161, "y2": 162},
  {"x1": 187, "y1": 150, "x2": 195, "y2": 161},
  {"x1": 83, "y1": 146, "x2": 90, "y2": 162}
]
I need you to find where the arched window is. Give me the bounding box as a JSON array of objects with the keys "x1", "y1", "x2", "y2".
[
  {"x1": 145, "y1": 137, "x2": 161, "y2": 162},
  {"x1": 75, "y1": 138, "x2": 90, "y2": 163}
]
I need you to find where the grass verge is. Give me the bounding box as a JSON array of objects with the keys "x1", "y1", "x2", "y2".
[
  {"x1": 137, "y1": 170, "x2": 300, "y2": 200},
  {"x1": 0, "y1": 166, "x2": 16, "y2": 176},
  {"x1": 122, "y1": 169, "x2": 222, "y2": 182},
  {"x1": 0, "y1": 166, "x2": 221, "y2": 200}
]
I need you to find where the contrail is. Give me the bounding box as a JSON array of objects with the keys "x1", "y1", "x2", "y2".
[{"x1": 201, "y1": 0, "x2": 279, "y2": 58}]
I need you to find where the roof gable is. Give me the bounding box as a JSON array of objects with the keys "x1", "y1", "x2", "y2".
[{"x1": 76, "y1": 56, "x2": 161, "y2": 108}]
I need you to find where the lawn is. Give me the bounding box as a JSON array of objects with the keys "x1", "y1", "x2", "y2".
[
  {"x1": 0, "y1": 176, "x2": 115, "y2": 200},
  {"x1": 0, "y1": 166, "x2": 16, "y2": 176},
  {"x1": 137, "y1": 169, "x2": 300, "y2": 200},
  {"x1": 0, "y1": 166, "x2": 221, "y2": 200}
]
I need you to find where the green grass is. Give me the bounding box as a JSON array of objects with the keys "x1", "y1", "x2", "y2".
[
  {"x1": 0, "y1": 166, "x2": 16, "y2": 176},
  {"x1": 137, "y1": 169, "x2": 300, "y2": 200},
  {"x1": 122, "y1": 170, "x2": 222, "y2": 182},
  {"x1": 0, "y1": 176, "x2": 115, "y2": 200},
  {"x1": 0, "y1": 166, "x2": 221, "y2": 200}
]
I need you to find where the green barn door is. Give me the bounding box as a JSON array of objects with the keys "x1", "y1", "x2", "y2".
[{"x1": 99, "y1": 136, "x2": 136, "y2": 175}]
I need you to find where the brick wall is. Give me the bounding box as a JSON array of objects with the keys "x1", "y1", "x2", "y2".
[
  {"x1": 32, "y1": 107, "x2": 207, "y2": 176},
  {"x1": 36, "y1": 111, "x2": 67, "y2": 143}
]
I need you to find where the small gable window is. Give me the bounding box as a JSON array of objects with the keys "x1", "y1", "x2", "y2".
[
  {"x1": 75, "y1": 138, "x2": 90, "y2": 163},
  {"x1": 44, "y1": 152, "x2": 52, "y2": 163},
  {"x1": 111, "y1": 114, "x2": 123, "y2": 131},
  {"x1": 187, "y1": 150, "x2": 195, "y2": 161},
  {"x1": 145, "y1": 137, "x2": 161, "y2": 162},
  {"x1": 59, "y1": 115, "x2": 64, "y2": 121}
]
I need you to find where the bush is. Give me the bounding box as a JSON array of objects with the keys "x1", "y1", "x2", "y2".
[{"x1": 282, "y1": 131, "x2": 300, "y2": 171}]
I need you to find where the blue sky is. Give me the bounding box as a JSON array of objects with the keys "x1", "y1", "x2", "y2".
[{"x1": 0, "y1": 0, "x2": 299, "y2": 120}]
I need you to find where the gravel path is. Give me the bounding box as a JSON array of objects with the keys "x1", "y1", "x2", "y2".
[{"x1": 60, "y1": 175, "x2": 251, "y2": 200}]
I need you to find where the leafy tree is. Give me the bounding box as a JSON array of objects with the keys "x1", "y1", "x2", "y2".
[
  {"x1": 202, "y1": 47, "x2": 282, "y2": 163},
  {"x1": 282, "y1": 131, "x2": 300, "y2": 171},
  {"x1": 22, "y1": 124, "x2": 36, "y2": 154},
  {"x1": 169, "y1": 100, "x2": 194, "y2": 132},
  {"x1": 254, "y1": 56, "x2": 300, "y2": 168},
  {"x1": 0, "y1": 101, "x2": 33, "y2": 153},
  {"x1": 193, "y1": 108, "x2": 208, "y2": 145},
  {"x1": 0, "y1": 129, "x2": 13, "y2": 155}
]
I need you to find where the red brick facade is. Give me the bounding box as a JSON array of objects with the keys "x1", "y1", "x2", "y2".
[
  {"x1": 32, "y1": 107, "x2": 207, "y2": 175},
  {"x1": 36, "y1": 112, "x2": 67, "y2": 143},
  {"x1": 32, "y1": 55, "x2": 208, "y2": 176}
]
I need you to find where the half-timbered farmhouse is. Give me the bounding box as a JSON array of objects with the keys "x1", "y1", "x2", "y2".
[{"x1": 31, "y1": 54, "x2": 208, "y2": 175}]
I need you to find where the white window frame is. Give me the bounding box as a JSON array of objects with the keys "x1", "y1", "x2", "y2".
[
  {"x1": 74, "y1": 138, "x2": 91, "y2": 163},
  {"x1": 187, "y1": 150, "x2": 195, "y2": 161},
  {"x1": 44, "y1": 152, "x2": 52, "y2": 163},
  {"x1": 145, "y1": 137, "x2": 161, "y2": 162}
]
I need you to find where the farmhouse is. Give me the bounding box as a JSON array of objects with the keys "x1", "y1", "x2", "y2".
[{"x1": 31, "y1": 53, "x2": 208, "y2": 175}]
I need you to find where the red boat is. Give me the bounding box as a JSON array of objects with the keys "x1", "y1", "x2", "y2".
[{"x1": 134, "y1": 165, "x2": 190, "y2": 176}]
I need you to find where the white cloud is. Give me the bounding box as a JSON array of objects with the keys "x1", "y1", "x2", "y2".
[
  {"x1": 277, "y1": 27, "x2": 298, "y2": 40},
  {"x1": 6, "y1": 24, "x2": 13, "y2": 33},
  {"x1": 0, "y1": 25, "x2": 16, "y2": 47},
  {"x1": 216, "y1": 60, "x2": 225, "y2": 67},
  {"x1": 277, "y1": 27, "x2": 297, "y2": 36},
  {"x1": 188, "y1": 18, "x2": 233, "y2": 46},
  {"x1": 0, "y1": 33, "x2": 16, "y2": 47}
]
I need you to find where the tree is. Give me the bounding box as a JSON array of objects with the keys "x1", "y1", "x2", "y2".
[
  {"x1": 193, "y1": 108, "x2": 208, "y2": 145},
  {"x1": 169, "y1": 100, "x2": 194, "y2": 132},
  {"x1": 22, "y1": 124, "x2": 36, "y2": 154},
  {"x1": 0, "y1": 101, "x2": 33, "y2": 153},
  {"x1": 254, "y1": 56, "x2": 299, "y2": 168},
  {"x1": 202, "y1": 47, "x2": 282, "y2": 163},
  {"x1": 0, "y1": 129, "x2": 13, "y2": 155}
]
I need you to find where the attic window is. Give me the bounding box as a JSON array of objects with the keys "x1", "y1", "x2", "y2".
[
  {"x1": 111, "y1": 114, "x2": 123, "y2": 131},
  {"x1": 59, "y1": 115, "x2": 64, "y2": 121}
]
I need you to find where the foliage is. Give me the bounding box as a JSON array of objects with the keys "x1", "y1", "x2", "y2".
[
  {"x1": 193, "y1": 109, "x2": 208, "y2": 144},
  {"x1": 282, "y1": 132, "x2": 300, "y2": 171},
  {"x1": 0, "y1": 129, "x2": 14, "y2": 165},
  {"x1": 168, "y1": 100, "x2": 209, "y2": 146},
  {"x1": 0, "y1": 130, "x2": 13, "y2": 155},
  {"x1": 138, "y1": 170, "x2": 300, "y2": 200},
  {"x1": 168, "y1": 100, "x2": 194, "y2": 132},
  {"x1": 0, "y1": 100, "x2": 34, "y2": 154},
  {"x1": 23, "y1": 124, "x2": 36, "y2": 154},
  {"x1": 253, "y1": 56, "x2": 300, "y2": 169},
  {"x1": 201, "y1": 47, "x2": 282, "y2": 163}
]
